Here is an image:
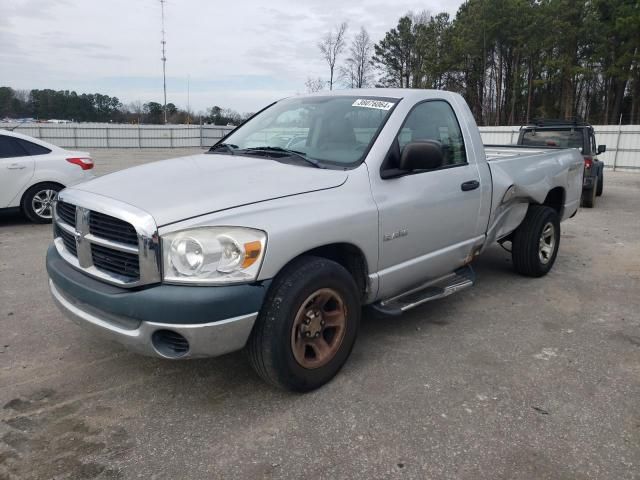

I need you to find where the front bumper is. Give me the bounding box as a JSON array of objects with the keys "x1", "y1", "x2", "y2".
[{"x1": 46, "y1": 245, "x2": 270, "y2": 359}]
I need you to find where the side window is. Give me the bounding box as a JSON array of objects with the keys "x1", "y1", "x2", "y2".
[
  {"x1": 15, "y1": 138, "x2": 51, "y2": 156},
  {"x1": 590, "y1": 132, "x2": 596, "y2": 155},
  {"x1": 397, "y1": 101, "x2": 467, "y2": 167},
  {"x1": 0, "y1": 135, "x2": 28, "y2": 159}
]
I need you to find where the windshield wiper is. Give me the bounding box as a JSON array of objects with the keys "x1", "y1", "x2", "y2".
[
  {"x1": 242, "y1": 146, "x2": 323, "y2": 168},
  {"x1": 207, "y1": 143, "x2": 238, "y2": 155}
]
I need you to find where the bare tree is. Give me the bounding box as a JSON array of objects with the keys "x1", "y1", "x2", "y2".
[
  {"x1": 305, "y1": 77, "x2": 325, "y2": 93},
  {"x1": 128, "y1": 101, "x2": 145, "y2": 123},
  {"x1": 318, "y1": 22, "x2": 348, "y2": 90},
  {"x1": 340, "y1": 27, "x2": 374, "y2": 88},
  {"x1": 340, "y1": 63, "x2": 358, "y2": 89}
]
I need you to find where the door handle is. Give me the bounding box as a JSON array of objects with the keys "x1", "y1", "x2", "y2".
[
  {"x1": 7, "y1": 164, "x2": 26, "y2": 170},
  {"x1": 461, "y1": 180, "x2": 480, "y2": 191}
]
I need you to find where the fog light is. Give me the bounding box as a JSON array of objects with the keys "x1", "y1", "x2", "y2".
[{"x1": 152, "y1": 330, "x2": 189, "y2": 358}]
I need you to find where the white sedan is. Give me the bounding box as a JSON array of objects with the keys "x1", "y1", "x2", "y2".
[{"x1": 0, "y1": 129, "x2": 94, "y2": 223}]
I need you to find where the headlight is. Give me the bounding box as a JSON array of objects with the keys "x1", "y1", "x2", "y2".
[{"x1": 162, "y1": 227, "x2": 266, "y2": 284}]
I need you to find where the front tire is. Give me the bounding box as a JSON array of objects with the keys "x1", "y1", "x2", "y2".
[
  {"x1": 21, "y1": 182, "x2": 63, "y2": 224},
  {"x1": 247, "y1": 256, "x2": 361, "y2": 392},
  {"x1": 512, "y1": 205, "x2": 561, "y2": 277}
]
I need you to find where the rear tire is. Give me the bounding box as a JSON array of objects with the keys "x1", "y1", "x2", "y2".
[
  {"x1": 247, "y1": 256, "x2": 361, "y2": 392},
  {"x1": 21, "y1": 182, "x2": 63, "y2": 224},
  {"x1": 596, "y1": 171, "x2": 604, "y2": 196},
  {"x1": 512, "y1": 205, "x2": 560, "y2": 277},
  {"x1": 581, "y1": 185, "x2": 596, "y2": 208}
]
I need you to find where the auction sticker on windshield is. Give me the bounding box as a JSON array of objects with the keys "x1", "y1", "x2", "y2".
[{"x1": 352, "y1": 99, "x2": 395, "y2": 110}]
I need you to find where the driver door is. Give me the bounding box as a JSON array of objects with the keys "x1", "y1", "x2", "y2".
[{"x1": 371, "y1": 100, "x2": 484, "y2": 299}]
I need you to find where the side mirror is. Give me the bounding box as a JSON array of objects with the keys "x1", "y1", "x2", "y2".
[
  {"x1": 597, "y1": 145, "x2": 606, "y2": 154},
  {"x1": 400, "y1": 141, "x2": 444, "y2": 171}
]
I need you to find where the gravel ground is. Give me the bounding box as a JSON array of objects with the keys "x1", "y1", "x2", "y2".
[{"x1": 0, "y1": 149, "x2": 638, "y2": 479}]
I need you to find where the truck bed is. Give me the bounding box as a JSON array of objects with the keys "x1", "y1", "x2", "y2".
[
  {"x1": 484, "y1": 144, "x2": 566, "y2": 161},
  {"x1": 481, "y1": 144, "x2": 584, "y2": 247}
]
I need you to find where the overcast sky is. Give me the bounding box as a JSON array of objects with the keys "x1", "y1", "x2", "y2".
[{"x1": 1, "y1": 0, "x2": 464, "y2": 113}]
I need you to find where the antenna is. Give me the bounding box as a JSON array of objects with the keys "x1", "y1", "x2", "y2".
[{"x1": 160, "y1": 0, "x2": 167, "y2": 124}]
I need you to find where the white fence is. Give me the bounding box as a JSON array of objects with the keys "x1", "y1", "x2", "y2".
[
  {"x1": 479, "y1": 125, "x2": 640, "y2": 171},
  {"x1": 0, "y1": 123, "x2": 235, "y2": 149},
  {"x1": 1, "y1": 122, "x2": 638, "y2": 171}
]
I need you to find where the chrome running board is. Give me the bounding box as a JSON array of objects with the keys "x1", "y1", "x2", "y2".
[{"x1": 372, "y1": 266, "x2": 475, "y2": 316}]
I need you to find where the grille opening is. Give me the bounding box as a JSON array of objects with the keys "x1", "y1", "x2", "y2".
[
  {"x1": 56, "y1": 200, "x2": 76, "y2": 226},
  {"x1": 89, "y1": 211, "x2": 139, "y2": 246},
  {"x1": 91, "y1": 244, "x2": 140, "y2": 279},
  {"x1": 152, "y1": 330, "x2": 190, "y2": 358},
  {"x1": 56, "y1": 225, "x2": 78, "y2": 257}
]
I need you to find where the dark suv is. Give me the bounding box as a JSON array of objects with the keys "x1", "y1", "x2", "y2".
[{"x1": 517, "y1": 119, "x2": 606, "y2": 208}]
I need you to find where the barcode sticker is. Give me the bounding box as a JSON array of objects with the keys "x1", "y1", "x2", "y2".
[{"x1": 352, "y1": 99, "x2": 395, "y2": 110}]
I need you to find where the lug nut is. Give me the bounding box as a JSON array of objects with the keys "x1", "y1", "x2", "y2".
[
  {"x1": 304, "y1": 319, "x2": 311, "y2": 325},
  {"x1": 306, "y1": 331, "x2": 311, "y2": 337},
  {"x1": 315, "y1": 332, "x2": 320, "y2": 338}
]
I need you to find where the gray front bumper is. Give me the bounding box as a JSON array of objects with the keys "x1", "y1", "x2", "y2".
[{"x1": 50, "y1": 280, "x2": 258, "y2": 359}]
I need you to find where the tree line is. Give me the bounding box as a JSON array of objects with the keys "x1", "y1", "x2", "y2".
[
  {"x1": 0, "y1": 87, "x2": 250, "y2": 125},
  {"x1": 2, "y1": 0, "x2": 637, "y2": 127},
  {"x1": 314, "y1": 0, "x2": 639, "y2": 125}
]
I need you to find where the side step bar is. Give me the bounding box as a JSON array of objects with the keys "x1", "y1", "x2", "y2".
[{"x1": 371, "y1": 266, "x2": 476, "y2": 316}]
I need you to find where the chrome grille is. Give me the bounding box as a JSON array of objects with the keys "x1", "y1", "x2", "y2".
[
  {"x1": 89, "y1": 211, "x2": 139, "y2": 246},
  {"x1": 91, "y1": 244, "x2": 140, "y2": 278},
  {"x1": 52, "y1": 191, "x2": 160, "y2": 288},
  {"x1": 56, "y1": 200, "x2": 76, "y2": 227},
  {"x1": 56, "y1": 225, "x2": 77, "y2": 257}
]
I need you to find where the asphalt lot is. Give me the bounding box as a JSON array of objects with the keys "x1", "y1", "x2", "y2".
[{"x1": 1, "y1": 149, "x2": 639, "y2": 479}]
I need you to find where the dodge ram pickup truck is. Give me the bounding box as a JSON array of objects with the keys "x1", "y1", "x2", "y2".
[{"x1": 46, "y1": 89, "x2": 584, "y2": 391}]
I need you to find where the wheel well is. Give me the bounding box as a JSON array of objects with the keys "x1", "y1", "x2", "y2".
[
  {"x1": 541, "y1": 187, "x2": 565, "y2": 215},
  {"x1": 298, "y1": 243, "x2": 369, "y2": 299},
  {"x1": 20, "y1": 181, "x2": 65, "y2": 207}
]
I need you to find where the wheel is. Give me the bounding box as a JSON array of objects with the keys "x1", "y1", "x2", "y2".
[
  {"x1": 511, "y1": 205, "x2": 561, "y2": 277},
  {"x1": 21, "y1": 182, "x2": 63, "y2": 224},
  {"x1": 596, "y1": 171, "x2": 604, "y2": 196},
  {"x1": 581, "y1": 185, "x2": 596, "y2": 208},
  {"x1": 247, "y1": 256, "x2": 361, "y2": 392}
]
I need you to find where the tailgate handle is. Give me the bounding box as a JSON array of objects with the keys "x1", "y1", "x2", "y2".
[{"x1": 461, "y1": 180, "x2": 480, "y2": 191}]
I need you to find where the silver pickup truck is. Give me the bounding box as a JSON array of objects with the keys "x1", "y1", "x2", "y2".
[{"x1": 46, "y1": 89, "x2": 583, "y2": 391}]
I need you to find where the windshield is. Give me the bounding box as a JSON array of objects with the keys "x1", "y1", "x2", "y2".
[
  {"x1": 521, "y1": 128, "x2": 584, "y2": 150},
  {"x1": 211, "y1": 95, "x2": 398, "y2": 167}
]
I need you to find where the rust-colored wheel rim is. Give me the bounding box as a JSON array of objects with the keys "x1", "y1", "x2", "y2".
[{"x1": 290, "y1": 288, "x2": 347, "y2": 369}]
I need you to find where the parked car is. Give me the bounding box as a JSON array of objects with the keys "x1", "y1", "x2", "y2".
[
  {"x1": 46, "y1": 89, "x2": 584, "y2": 391},
  {"x1": 517, "y1": 119, "x2": 605, "y2": 208},
  {"x1": 0, "y1": 130, "x2": 94, "y2": 223}
]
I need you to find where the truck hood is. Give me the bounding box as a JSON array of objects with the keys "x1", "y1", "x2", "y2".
[{"x1": 73, "y1": 153, "x2": 348, "y2": 226}]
